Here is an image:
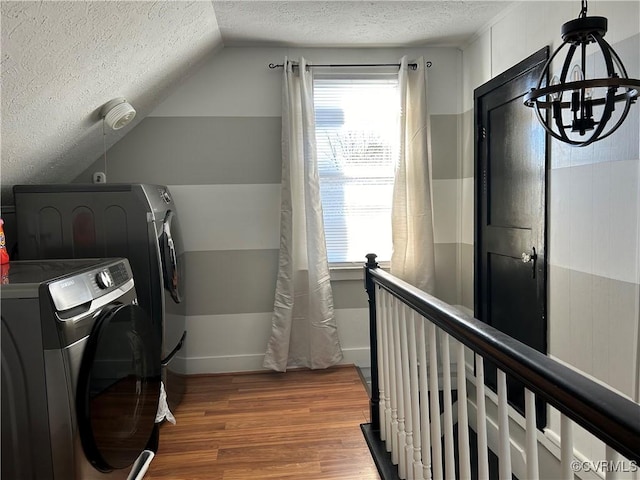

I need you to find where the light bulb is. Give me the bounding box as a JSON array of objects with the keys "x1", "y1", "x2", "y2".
[
  {"x1": 584, "y1": 86, "x2": 593, "y2": 120},
  {"x1": 571, "y1": 64, "x2": 584, "y2": 85},
  {"x1": 570, "y1": 65, "x2": 584, "y2": 113},
  {"x1": 584, "y1": 87, "x2": 592, "y2": 100},
  {"x1": 550, "y1": 75, "x2": 562, "y2": 101}
]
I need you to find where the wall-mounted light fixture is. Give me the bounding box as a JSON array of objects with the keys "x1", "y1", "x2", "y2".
[
  {"x1": 524, "y1": 0, "x2": 640, "y2": 147},
  {"x1": 100, "y1": 97, "x2": 136, "y2": 130},
  {"x1": 95, "y1": 97, "x2": 136, "y2": 183}
]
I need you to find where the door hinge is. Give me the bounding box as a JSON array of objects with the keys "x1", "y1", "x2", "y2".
[
  {"x1": 482, "y1": 168, "x2": 488, "y2": 194},
  {"x1": 480, "y1": 126, "x2": 487, "y2": 140}
]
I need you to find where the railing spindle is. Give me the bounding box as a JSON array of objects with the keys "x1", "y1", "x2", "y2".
[
  {"x1": 457, "y1": 341, "x2": 471, "y2": 479},
  {"x1": 393, "y1": 297, "x2": 407, "y2": 476},
  {"x1": 376, "y1": 286, "x2": 387, "y2": 442},
  {"x1": 407, "y1": 311, "x2": 424, "y2": 479},
  {"x1": 605, "y1": 445, "x2": 615, "y2": 480},
  {"x1": 381, "y1": 290, "x2": 393, "y2": 451},
  {"x1": 386, "y1": 291, "x2": 399, "y2": 458},
  {"x1": 525, "y1": 388, "x2": 540, "y2": 480},
  {"x1": 399, "y1": 304, "x2": 414, "y2": 479},
  {"x1": 475, "y1": 354, "x2": 490, "y2": 480},
  {"x1": 428, "y1": 323, "x2": 443, "y2": 480},
  {"x1": 441, "y1": 331, "x2": 456, "y2": 479},
  {"x1": 417, "y1": 315, "x2": 433, "y2": 480},
  {"x1": 561, "y1": 414, "x2": 574, "y2": 480},
  {"x1": 498, "y1": 370, "x2": 512, "y2": 479}
]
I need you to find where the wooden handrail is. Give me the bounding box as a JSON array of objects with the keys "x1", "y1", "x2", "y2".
[{"x1": 364, "y1": 259, "x2": 640, "y2": 464}]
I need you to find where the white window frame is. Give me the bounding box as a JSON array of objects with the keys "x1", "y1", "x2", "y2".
[{"x1": 314, "y1": 72, "x2": 399, "y2": 274}]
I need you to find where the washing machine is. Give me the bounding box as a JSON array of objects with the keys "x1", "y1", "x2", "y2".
[
  {"x1": 1, "y1": 258, "x2": 160, "y2": 479},
  {"x1": 13, "y1": 183, "x2": 186, "y2": 409}
]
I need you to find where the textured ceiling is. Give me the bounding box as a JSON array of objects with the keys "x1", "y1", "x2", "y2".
[
  {"x1": 1, "y1": 1, "x2": 222, "y2": 203},
  {"x1": 213, "y1": 1, "x2": 511, "y2": 47},
  {"x1": 1, "y1": 1, "x2": 512, "y2": 204}
]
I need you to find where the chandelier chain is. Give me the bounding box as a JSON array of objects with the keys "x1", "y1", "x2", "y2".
[{"x1": 579, "y1": 0, "x2": 588, "y2": 18}]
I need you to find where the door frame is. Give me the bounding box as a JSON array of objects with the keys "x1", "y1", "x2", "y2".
[
  {"x1": 473, "y1": 46, "x2": 550, "y2": 350},
  {"x1": 473, "y1": 47, "x2": 550, "y2": 426}
]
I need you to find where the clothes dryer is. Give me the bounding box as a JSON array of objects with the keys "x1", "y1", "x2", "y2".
[
  {"x1": 14, "y1": 184, "x2": 186, "y2": 409},
  {"x1": 1, "y1": 258, "x2": 160, "y2": 479}
]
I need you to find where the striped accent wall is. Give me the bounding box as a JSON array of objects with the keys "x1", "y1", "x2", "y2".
[
  {"x1": 461, "y1": 1, "x2": 640, "y2": 463},
  {"x1": 548, "y1": 47, "x2": 640, "y2": 394},
  {"x1": 76, "y1": 46, "x2": 466, "y2": 373}
]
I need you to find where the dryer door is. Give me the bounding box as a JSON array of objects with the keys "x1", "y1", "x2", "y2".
[
  {"x1": 160, "y1": 210, "x2": 182, "y2": 303},
  {"x1": 76, "y1": 303, "x2": 161, "y2": 472}
]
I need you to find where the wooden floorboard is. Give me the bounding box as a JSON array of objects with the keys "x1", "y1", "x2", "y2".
[{"x1": 146, "y1": 366, "x2": 380, "y2": 480}]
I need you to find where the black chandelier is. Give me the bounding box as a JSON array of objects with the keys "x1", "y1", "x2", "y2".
[{"x1": 524, "y1": 0, "x2": 640, "y2": 147}]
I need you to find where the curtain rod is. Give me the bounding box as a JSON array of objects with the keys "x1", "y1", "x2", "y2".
[{"x1": 268, "y1": 61, "x2": 432, "y2": 71}]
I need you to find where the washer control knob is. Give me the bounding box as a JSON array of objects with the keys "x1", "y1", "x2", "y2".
[{"x1": 96, "y1": 270, "x2": 113, "y2": 290}]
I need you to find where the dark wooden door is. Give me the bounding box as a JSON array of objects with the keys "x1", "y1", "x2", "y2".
[{"x1": 474, "y1": 47, "x2": 549, "y2": 427}]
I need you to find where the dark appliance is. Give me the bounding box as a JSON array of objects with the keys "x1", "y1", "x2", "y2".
[
  {"x1": 1, "y1": 258, "x2": 160, "y2": 479},
  {"x1": 14, "y1": 183, "x2": 187, "y2": 409}
]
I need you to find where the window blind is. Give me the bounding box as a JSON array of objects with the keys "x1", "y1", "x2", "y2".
[{"x1": 314, "y1": 78, "x2": 399, "y2": 264}]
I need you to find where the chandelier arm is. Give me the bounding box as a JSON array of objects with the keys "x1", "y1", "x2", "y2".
[
  {"x1": 552, "y1": 103, "x2": 571, "y2": 142},
  {"x1": 588, "y1": 95, "x2": 633, "y2": 143},
  {"x1": 524, "y1": 79, "x2": 640, "y2": 107},
  {"x1": 581, "y1": 38, "x2": 587, "y2": 77},
  {"x1": 532, "y1": 93, "x2": 575, "y2": 144},
  {"x1": 531, "y1": 98, "x2": 557, "y2": 141},
  {"x1": 592, "y1": 33, "x2": 616, "y2": 78},
  {"x1": 580, "y1": 90, "x2": 616, "y2": 146},
  {"x1": 531, "y1": 91, "x2": 620, "y2": 148},
  {"x1": 603, "y1": 36, "x2": 631, "y2": 79},
  {"x1": 533, "y1": 102, "x2": 546, "y2": 127},
  {"x1": 560, "y1": 43, "x2": 578, "y2": 84},
  {"x1": 545, "y1": 120, "x2": 585, "y2": 146},
  {"x1": 533, "y1": 102, "x2": 560, "y2": 141},
  {"x1": 534, "y1": 42, "x2": 570, "y2": 90},
  {"x1": 579, "y1": 40, "x2": 588, "y2": 122}
]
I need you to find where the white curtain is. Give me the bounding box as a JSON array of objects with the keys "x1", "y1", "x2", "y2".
[
  {"x1": 391, "y1": 56, "x2": 436, "y2": 294},
  {"x1": 264, "y1": 57, "x2": 344, "y2": 372}
]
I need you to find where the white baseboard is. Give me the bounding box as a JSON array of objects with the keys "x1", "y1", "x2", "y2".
[
  {"x1": 341, "y1": 347, "x2": 371, "y2": 368},
  {"x1": 173, "y1": 346, "x2": 371, "y2": 374},
  {"x1": 176, "y1": 353, "x2": 267, "y2": 374}
]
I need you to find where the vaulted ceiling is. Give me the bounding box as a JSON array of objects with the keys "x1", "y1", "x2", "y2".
[{"x1": 1, "y1": 1, "x2": 511, "y2": 203}]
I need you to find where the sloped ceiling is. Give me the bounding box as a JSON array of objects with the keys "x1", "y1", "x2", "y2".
[
  {"x1": 1, "y1": 0, "x2": 510, "y2": 204},
  {"x1": 1, "y1": 1, "x2": 222, "y2": 204}
]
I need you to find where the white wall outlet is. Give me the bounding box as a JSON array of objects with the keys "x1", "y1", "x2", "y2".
[{"x1": 93, "y1": 172, "x2": 106, "y2": 183}]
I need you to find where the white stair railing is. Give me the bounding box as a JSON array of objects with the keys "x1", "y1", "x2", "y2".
[{"x1": 362, "y1": 254, "x2": 640, "y2": 480}]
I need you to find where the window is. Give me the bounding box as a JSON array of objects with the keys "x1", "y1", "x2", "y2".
[{"x1": 314, "y1": 77, "x2": 399, "y2": 264}]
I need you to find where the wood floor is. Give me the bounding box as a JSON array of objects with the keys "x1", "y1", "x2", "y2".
[{"x1": 146, "y1": 365, "x2": 381, "y2": 480}]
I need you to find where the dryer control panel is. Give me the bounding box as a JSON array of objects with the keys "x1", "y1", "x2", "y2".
[{"x1": 48, "y1": 259, "x2": 133, "y2": 313}]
